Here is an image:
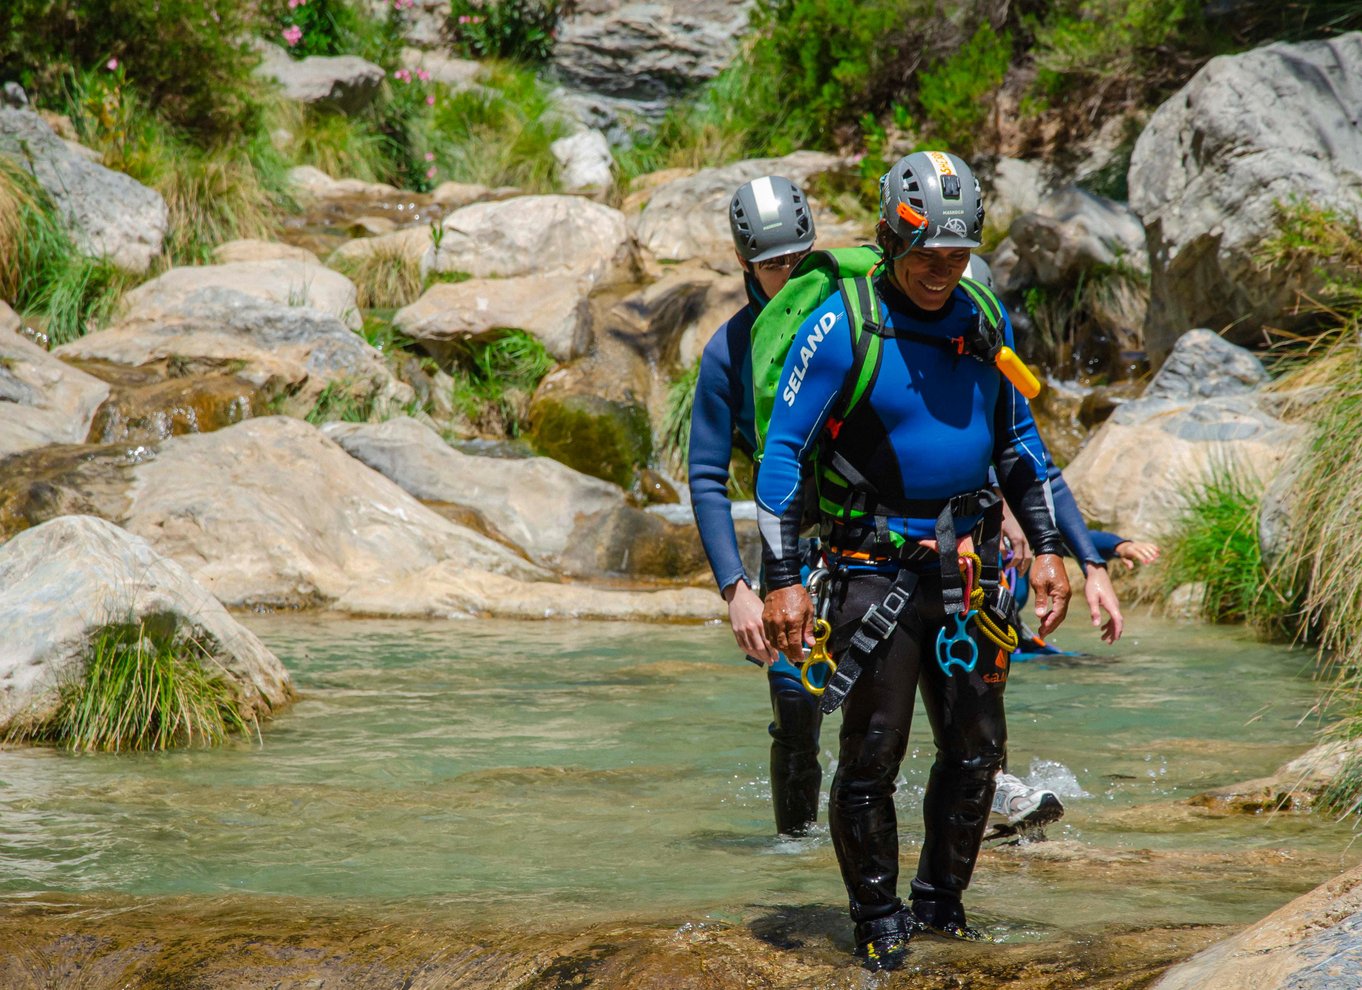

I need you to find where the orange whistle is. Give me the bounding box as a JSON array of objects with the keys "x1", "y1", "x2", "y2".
[{"x1": 996, "y1": 346, "x2": 1042, "y2": 399}]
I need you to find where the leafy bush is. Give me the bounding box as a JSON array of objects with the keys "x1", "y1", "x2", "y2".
[
  {"x1": 0, "y1": 0, "x2": 263, "y2": 142},
  {"x1": 448, "y1": 330, "x2": 554, "y2": 437},
  {"x1": 446, "y1": 0, "x2": 574, "y2": 62},
  {"x1": 264, "y1": 0, "x2": 408, "y2": 63},
  {"x1": 914, "y1": 21, "x2": 1012, "y2": 157},
  {"x1": 5, "y1": 619, "x2": 252, "y2": 752}
]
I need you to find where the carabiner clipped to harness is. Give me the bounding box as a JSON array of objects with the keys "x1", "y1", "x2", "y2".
[
  {"x1": 935, "y1": 612, "x2": 978, "y2": 675},
  {"x1": 801, "y1": 618, "x2": 836, "y2": 695}
]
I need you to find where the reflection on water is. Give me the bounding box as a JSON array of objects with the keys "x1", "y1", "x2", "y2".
[{"x1": 0, "y1": 611, "x2": 1356, "y2": 936}]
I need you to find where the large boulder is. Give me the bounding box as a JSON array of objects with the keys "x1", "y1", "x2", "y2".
[
  {"x1": 1152, "y1": 860, "x2": 1362, "y2": 990},
  {"x1": 552, "y1": 0, "x2": 755, "y2": 120},
  {"x1": 117, "y1": 259, "x2": 361, "y2": 330},
  {"x1": 253, "y1": 44, "x2": 385, "y2": 114},
  {"x1": 57, "y1": 295, "x2": 411, "y2": 420},
  {"x1": 630, "y1": 152, "x2": 843, "y2": 264},
  {"x1": 0, "y1": 108, "x2": 167, "y2": 273},
  {"x1": 1129, "y1": 32, "x2": 1362, "y2": 362},
  {"x1": 1062, "y1": 330, "x2": 1300, "y2": 537},
  {"x1": 322, "y1": 417, "x2": 706, "y2": 579},
  {"x1": 0, "y1": 331, "x2": 109, "y2": 458},
  {"x1": 423, "y1": 195, "x2": 635, "y2": 286},
  {"x1": 393, "y1": 276, "x2": 590, "y2": 363},
  {"x1": 0, "y1": 515, "x2": 292, "y2": 734}
]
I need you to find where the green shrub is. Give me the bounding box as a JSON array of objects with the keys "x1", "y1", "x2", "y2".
[
  {"x1": 6, "y1": 618, "x2": 252, "y2": 752},
  {"x1": 446, "y1": 0, "x2": 573, "y2": 62},
  {"x1": 1159, "y1": 461, "x2": 1268, "y2": 626},
  {"x1": 915, "y1": 21, "x2": 1012, "y2": 157},
  {"x1": 448, "y1": 330, "x2": 554, "y2": 437},
  {"x1": 0, "y1": 0, "x2": 263, "y2": 142},
  {"x1": 1018, "y1": 262, "x2": 1148, "y2": 380},
  {"x1": 429, "y1": 62, "x2": 567, "y2": 191},
  {"x1": 1024, "y1": 0, "x2": 1193, "y2": 104}
]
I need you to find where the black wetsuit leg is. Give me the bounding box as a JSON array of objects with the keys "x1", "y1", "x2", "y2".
[
  {"x1": 825, "y1": 569, "x2": 926, "y2": 923},
  {"x1": 767, "y1": 670, "x2": 824, "y2": 836},
  {"x1": 825, "y1": 568, "x2": 1009, "y2": 924},
  {"x1": 910, "y1": 581, "x2": 1009, "y2": 914}
]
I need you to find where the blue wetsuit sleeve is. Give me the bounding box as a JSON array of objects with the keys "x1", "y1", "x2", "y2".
[
  {"x1": 688, "y1": 325, "x2": 748, "y2": 594},
  {"x1": 1089, "y1": 530, "x2": 1126, "y2": 561},
  {"x1": 1047, "y1": 459, "x2": 1104, "y2": 570},
  {"x1": 991, "y1": 312, "x2": 1065, "y2": 557},
  {"x1": 755, "y1": 299, "x2": 854, "y2": 590}
]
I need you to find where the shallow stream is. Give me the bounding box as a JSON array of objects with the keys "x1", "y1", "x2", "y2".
[{"x1": 1, "y1": 610, "x2": 1357, "y2": 954}]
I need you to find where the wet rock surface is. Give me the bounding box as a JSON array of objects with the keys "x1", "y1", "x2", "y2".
[{"x1": 0, "y1": 894, "x2": 1230, "y2": 990}]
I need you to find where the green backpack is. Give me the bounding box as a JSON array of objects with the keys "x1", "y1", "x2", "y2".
[{"x1": 749, "y1": 245, "x2": 1006, "y2": 521}]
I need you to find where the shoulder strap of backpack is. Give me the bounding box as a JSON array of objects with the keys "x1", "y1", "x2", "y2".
[
  {"x1": 956, "y1": 275, "x2": 1005, "y2": 332},
  {"x1": 831, "y1": 275, "x2": 884, "y2": 426}
]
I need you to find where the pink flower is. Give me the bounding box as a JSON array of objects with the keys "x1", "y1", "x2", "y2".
[
  {"x1": 416, "y1": 69, "x2": 430, "y2": 82},
  {"x1": 424, "y1": 152, "x2": 435, "y2": 161},
  {"x1": 458, "y1": 14, "x2": 469, "y2": 23},
  {"x1": 426, "y1": 166, "x2": 437, "y2": 179},
  {"x1": 288, "y1": 0, "x2": 306, "y2": 8},
  {"x1": 393, "y1": 68, "x2": 413, "y2": 83},
  {"x1": 282, "y1": 24, "x2": 303, "y2": 46},
  {"x1": 426, "y1": 94, "x2": 435, "y2": 105},
  {"x1": 106, "y1": 58, "x2": 119, "y2": 70}
]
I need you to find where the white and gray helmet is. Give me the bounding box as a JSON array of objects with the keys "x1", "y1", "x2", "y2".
[
  {"x1": 879, "y1": 151, "x2": 984, "y2": 249},
  {"x1": 729, "y1": 175, "x2": 816, "y2": 262}
]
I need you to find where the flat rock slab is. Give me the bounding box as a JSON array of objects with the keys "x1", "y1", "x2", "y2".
[{"x1": 254, "y1": 45, "x2": 385, "y2": 113}]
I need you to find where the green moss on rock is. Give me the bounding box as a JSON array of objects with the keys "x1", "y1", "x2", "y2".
[{"x1": 529, "y1": 392, "x2": 652, "y2": 489}]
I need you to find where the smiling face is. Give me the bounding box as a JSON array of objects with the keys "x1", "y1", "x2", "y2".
[{"x1": 892, "y1": 245, "x2": 972, "y2": 311}]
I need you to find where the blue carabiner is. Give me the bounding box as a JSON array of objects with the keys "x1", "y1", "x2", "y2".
[{"x1": 935, "y1": 612, "x2": 979, "y2": 676}]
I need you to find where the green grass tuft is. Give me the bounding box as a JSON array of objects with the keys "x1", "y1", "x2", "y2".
[
  {"x1": 305, "y1": 378, "x2": 379, "y2": 425},
  {"x1": 448, "y1": 330, "x2": 554, "y2": 437},
  {"x1": 1159, "y1": 461, "x2": 1270, "y2": 626},
  {"x1": 7, "y1": 619, "x2": 252, "y2": 752},
  {"x1": 330, "y1": 243, "x2": 425, "y2": 310},
  {"x1": 659, "y1": 359, "x2": 700, "y2": 476}
]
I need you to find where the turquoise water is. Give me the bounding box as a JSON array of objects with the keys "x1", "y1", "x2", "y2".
[{"x1": 0, "y1": 611, "x2": 1356, "y2": 937}]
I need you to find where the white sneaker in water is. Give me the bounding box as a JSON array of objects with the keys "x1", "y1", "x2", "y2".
[{"x1": 992, "y1": 772, "x2": 1064, "y2": 828}]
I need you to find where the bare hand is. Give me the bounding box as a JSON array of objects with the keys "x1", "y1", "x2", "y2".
[
  {"x1": 1030, "y1": 553, "x2": 1071, "y2": 637},
  {"x1": 1115, "y1": 540, "x2": 1161, "y2": 569},
  {"x1": 1082, "y1": 564, "x2": 1123, "y2": 644},
  {"x1": 726, "y1": 581, "x2": 777, "y2": 665},
  {"x1": 1000, "y1": 501, "x2": 1032, "y2": 574},
  {"x1": 762, "y1": 585, "x2": 814, "y2": 663}
]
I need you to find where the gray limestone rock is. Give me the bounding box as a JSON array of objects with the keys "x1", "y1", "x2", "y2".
[
  {"x1": 1142, "y1": 329, "x2": 1268, "y2": 402},
  {"x1": 1129, "y1": 32, "x2": 1362, "y2": 362},
  {"x1": 1008, "y1": 185, "x2": 1148, "y2": 288},
  {"x1": 0, "y1": 108, "x2": 167, "y2": 273},
  {"x1": 551, "y1": 129, "x2": 615, "y2": 192},
  {"x1": 254, "y1": 43, "x2": 386, "y2": 114}
]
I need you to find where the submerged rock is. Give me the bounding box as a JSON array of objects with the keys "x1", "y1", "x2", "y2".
[
  {"x1": 0, "y1": 515, "x2": 291, "y2": 734},
  {"x1": 1154, "y1": 861, "x2": 1362, "y2": 990}
]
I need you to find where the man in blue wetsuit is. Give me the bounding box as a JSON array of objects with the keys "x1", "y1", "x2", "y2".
[
  {"x1": 691, "y1": 177, "x2": 1126, "y2": 843},
  {"x1": 757, "y1": 151, "x2": 1082, "y2": 969},
  {"x1": 689, "y1": 174, "x2": 824, "y2": 837}
]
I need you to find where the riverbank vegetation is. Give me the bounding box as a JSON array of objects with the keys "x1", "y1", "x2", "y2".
[{"x1": 4, "y1": 619, "x2": 253, "y2": 751}]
